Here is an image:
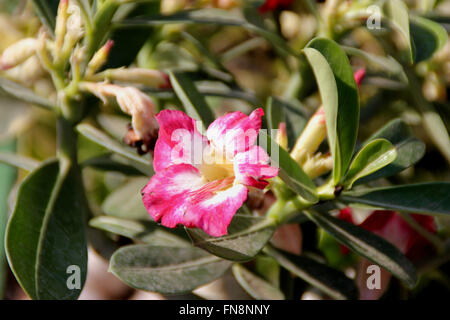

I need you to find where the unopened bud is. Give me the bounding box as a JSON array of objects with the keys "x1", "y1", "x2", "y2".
[
  {"x1": 302, "y1": 152, "x2": 333, "y2": 179},
  {"x1": 62, "y1": 3, "x2": 84, "y2": 55},
  {"x1": 101, "y1": 68, "x2": 171, "y2": 88},
  {"x1": 0, "y1": 38, "x2": 38, "y2": 70},
  {"x1": 354, "y1": 68, "x2": 366, "y2": 88},
  {"x1": 85, "y1": 40, "x2": 114, "y2": 76},
  {"x1": 291, "y1": 107, "x2": 326, "y2": 165},
  {"x1": 276, "y1": 122, "x2": 288, "y2": 150},
  {"x1": 54, "y1": 0, "x2": 69, "y2": 55},
  {"x1": 81, "y1": 82, "x2": 159, "y2": 154}
]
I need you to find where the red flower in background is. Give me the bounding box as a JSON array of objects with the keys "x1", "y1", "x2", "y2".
[
  {"x1": 338, "y1": 208, "x2": 437, "y2": 260},
  {"x1": 259, "y1": 0, "x2": 294, "y2": 13}
]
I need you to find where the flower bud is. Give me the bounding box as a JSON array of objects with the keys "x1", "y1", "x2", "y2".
[
  {"x1": 0, "y1": 38, "x2": 38, "y2": 70},
  {"x1": 276, "y1": 122, "x2": 288, "y2": 150},
  {"x1": 354, "y1": 68, "x2": 366, "y2": 88},
  {"x1": 291, "y1": 107, "x2": 326, "y2": 165},
  {"x1": 101, "y1": 68, "x2": 171, "y2": 89},
  {"x1": 302, "y1": 152, "x2": 333, "y2": 179},
  {"x1": 81, "y1": 82, "x2": 159, "y2": 154},
  {"x1": 54, "y1": 0, "x2": 69, "y2": 55},
  {"x1": 85, "y1": 40, "x2": 114, "y2": 77},
  {"x1": 61, "y1": 2, "x2": 84, "y2": 55}
]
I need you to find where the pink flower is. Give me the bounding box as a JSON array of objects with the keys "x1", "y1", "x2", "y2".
[{"x1": 142, "y1": 108, "x2": 279, "y2": 237}]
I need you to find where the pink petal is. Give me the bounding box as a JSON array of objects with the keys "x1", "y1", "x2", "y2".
[
  {"x1": 233, "y1": 145, "x2": 279, "y2": 189},
  {"x1": 142, "y1": 164, "x2": 204, "y2": 227},
  {"x1": 185, "y1": 184, "x2": 248, "y2": 237},
  {"x1": 206, "y1": 108, "x2": 264, "y2": 157},
  {"x1": 153, "y1": 109, "x2": 208, "y2": 172}
]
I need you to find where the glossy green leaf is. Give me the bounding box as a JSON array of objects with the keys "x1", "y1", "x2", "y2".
[
  {"x1": 410, "y1": 16, "x2": 448, "y2": 63},
  {"x1": 5, "y1": 159, "x2": 87, "y2": 299},
  {"x1": 31, "y1": 0, "x2": 59, "y2": 33},
  {"x1": 259, "y1": 131, "x2": 318, "y2": 202},
  {"x1": 89, "y1": 216, "x2": 188, "y2": 247},
  {"x1": 384, "y1": 0, "x2": 413, "y2": 64},
  {"x1": 169, "y1": 71, "x2": 215, "y2": 128},
  {"x1": 343, "y1": 139, "x2": 397, "y2": 189},
  {"x1": 232, "y1": 264, "x2": 284, "y2": 300},
  {"x1": 187, "y1": 215, "x2": 276, "y2": 262},
  {"x1": 264, "y1": 246, "x2": 358, "y2": 300},
  {"x1": 304, "y1": 210, "x2": 417, "y2": 288},
  {"x1": 356, "y1": 119, "x2": 425, "y2": 184},
  {"x1": 0, "y1": 140, "x2": 17, "y2": 298},
  {"x1": 76, "y1": 123, "x2": 153, "y2": 176},
  {"x1": 102, "y1": 177, "x2": 149, "y2": 220},
  {"x1": 342, "y1": 183, "x2": 450, "y2": 216},
  {"x1": 0, "y1": 152, "x2": 40, "y2": 171},
  {"x1": 304, "y1": 38, "x2": 359, "y2": 184},
  {"x1": 109, "y1": 244, "x2": 232, "y2": 294},
  {"x1": 0, "y1": 77, "x2": 55, "y2": 110}
]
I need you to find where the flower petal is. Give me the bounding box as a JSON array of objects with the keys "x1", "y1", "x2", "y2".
[
  {"x1": 233, "y1": 145, "x2": 279, "y2": 189},
  {"x1": 185, "y1": 183, "x2": 248, "y2": 237},
  {"x1": 154, "y1": 109, "x2": 208, "y2": 172},
  {"x1": 141, "y1": 164, "x2": 204, "y2": 227},
  {"x1": 206, "y1": 108, "x2": 264, "y2": 157}
]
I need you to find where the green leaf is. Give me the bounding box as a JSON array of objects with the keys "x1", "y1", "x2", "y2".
[
  {"x1": 356, "y1": 119, "x2": 425, "y2": 184},
  {"x1": 0, "y1": 140, "x2": 17, "y2": 298},
  {"x1": 102, "y1": 177, "x2": 149, "y2": 220},
  {"x1": 410, "y1": 16, "x2": 448, "y2": 63},
  {"x1": 76, "y1": 123, "x2": 153, "y2": 176},
  {"x1": 5, "y1": 159, "x2": 88, "y2": 299},
  {"x1": 342, "y1": 139, "x2": 397, "y2": 189},
  {"x1": 304, "y1": 38, "x2": 359, "y2": 184},
  {"x1": 89, "y1": 216, "x2": 188, "y2": 247},
  {"x1": 0, "y1": 152, "x2": 40, "y2": 171},
  {"x1": 186, "y1": 215, "x2": 276, "y2": 262},
  {"x1": 231, "y1": 264, "x2": 285, "y2": 300},
  {"x1": 264, "y1": 246, "x2": 358, "y2": 300},
  {"x1": 342, "y1": 183, "x2": 450, "y2": 216},
  {"x1": 81, "y1": 153, "x2": 144, "y2": 175},
  {"x1": 266, "y1": 97, "x2": 286, "y2": 132},
  {"x1": 384, "y1": 0, "x2": 413, "y2": 64},
  {"x1": 259, "y1": 131, "x2": 318, "y2": 202},
  {"x1": 169, "y1": 71, "x2": 215, "y2": 128},
  {"x1": 31, "y1": 0, "x2": 59, "y2": 33},
  {"x1": 104, "y1": 2, "x2": 160, "y2": 69},
  {"x1": 0, "y1": 77, "x2": 55, "y2": 110},
  {"x1": 304, "y1": 210, "x2": 417, "y2": 288},
  {"x1": 109, "y1": 244, "x2": 232, "y2": 294},
  {"x1": 342, "y1": 46, "x2": 407, "y2": 83}
]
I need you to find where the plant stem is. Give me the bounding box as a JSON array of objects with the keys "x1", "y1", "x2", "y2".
[{"x1": 56, "y1": 117, "x2": 78, "y2": 163}]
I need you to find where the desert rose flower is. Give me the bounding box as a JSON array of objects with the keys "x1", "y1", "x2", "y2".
[{"x1": 142, "y1": 108, "x2": 279, "y2": 237}]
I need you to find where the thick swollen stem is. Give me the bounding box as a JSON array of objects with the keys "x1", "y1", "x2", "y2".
[{"x1": 57, "y1": 117, "x2": 78, "y2": 163}]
